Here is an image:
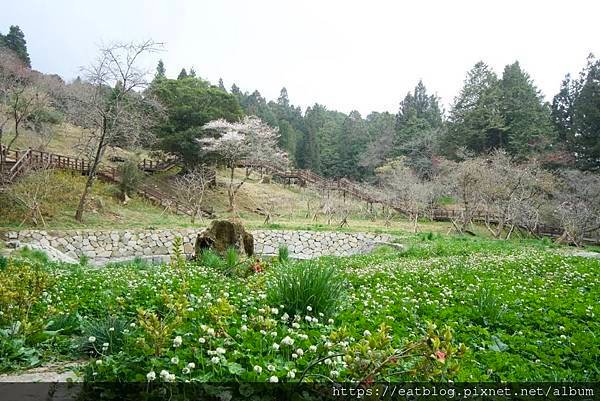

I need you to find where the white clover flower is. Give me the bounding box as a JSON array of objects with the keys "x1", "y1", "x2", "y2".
[
  {"x1": 328, "y1": 319, "x2": 334, "y2": 325},
  {"x1": 269, "y1": 375, "x2": 279, "y2": 383},
  {"x1": 325, "y1": 341, "x2": 333, "y2": 348},
  {"x1": 130, "y1": 323, "x2": 136, "y2": 328},
  {"x1": 96, "y1": 359, "x2": 103, "y2": 365},
  {"x1": 88, "y1": 336, "x2": 96, "y2": 343},
  {"x1": 108, "y1": 327, "x2": 115, "y2": 332},
  {"x1": 363, "y1": 330, "x2": 371, "y2": 337},
  {"x1": 287, "y1": 370, "x2": 296, "y2": 379},
  {"x1": 260, "y1": 330, "x2": 267, "y2": 335},
  {"x1": 281, "y1": 336, "x2": 294, "y2": 346},
  {"x1": 305, "y1": 316, "x2": 312, "y2": 322},
  {"x1": 187, "y1": 362, "x2": 195, "y2": 369},
  {"x1": 330, "y1": 370, "x2": 339, "y2": 378},
  {"x1": 272, "y1": 343, "x2": 280, "y2": 351},
  {"x1": 102, "y1": 342, "x2": 109, "y2": 348},
  {"x1": 309, "y1": 345, "x2": 317, "y2": 352},
  {"x1": 254, "y1": 365, "x2": 263, "y2": 374},
  {"x1": 312, "y1": 318, "x2": 319, "y2": 324},
  {"x1": 271, "y1": 308, "x2": 279, "y2": 315},
  {"x1": 160, "y1": 370, "x2": 170, "y2": 380},
  {"x1": 198, "y1": 337, "x2": 206, "y2": 344},
  {"x1": 324, "y1": 358, "x2": 332, "y2": 365},
  {"x1": 167, "y1": 373, "x2": 176, "y2": 382},
  {"x1": 292, "y1": 322, "x2": 300, "y2": 329},
  {"x1": 299, "y1": 334, "x2": 308, "y2": 340},
  {"x1": 296, "y1": 348, "x2": 304, "y2": 356},
  {"x1": 173, "y1": 336, "x2": 183, "y2": 348},
  {"x1": 146, "y1": 371, "x2": 156, "y2": 381},
  {"x1": 216, "y1": 347, "x2": 226, "y2": 355},
  {"x1": 267, "y1": 364, "x2": 276, "y2": 372},
  {"x1": 182, "y1": 367, "x2": 190, "y2": 374},
  {"x1": 241, "y1": 325, "x2": 248, "y2": 332},
  {"x1": 306, "y1": 306, "x2": 312, "y2": 312},
  {"x1": 292, "y1": 353, "x2": 298, "y2": 359},
  {"x1": 281, "y1": 313, "x2": 289, "y2": 321},
  {"x1": 207, "y1": 328, "x2": 215, "y2": 336},
  {"x1": 211, "y1": 356, "x2": 220, "y2": 364},
  {"x1": 270, "y1": 331, "x2": 277, "y2": 337},
  {"x1": 200, "y1": 324, "x2": 208, "y2": 331},
  {"x1": 171, "y1": 356, "x2": 179, "y2": 364}
]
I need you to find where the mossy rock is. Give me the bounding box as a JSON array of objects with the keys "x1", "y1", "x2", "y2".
[{"x1": 194, "y1": 220, "x2": 254, "y2": 258}]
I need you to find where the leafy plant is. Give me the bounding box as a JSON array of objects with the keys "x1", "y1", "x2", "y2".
[
  {"x1": 0, "y1": 329, "x2": 40, "y2": 372},
  {"x1": 0, "y1": 255, "x2": 7, "y2": 271},
  {"x1": 199, "y1": 249, "x2": 223, "y2": 270},
  {"x1": 268, "y1": 261, "x2": 346, "y2": 319},
  {"x1": 474, "y1": 286, "x2": 506, "y2": 326},
  {"x1": 117, "y1": 159, "x2": 144, "y2": 199}
]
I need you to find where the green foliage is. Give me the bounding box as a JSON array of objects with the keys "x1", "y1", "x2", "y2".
[
  {"x1": 199, "y1": 248, "x2": 224, "y2": 270},
  {"x1": 277, "y1": 245, "x2": 289, "y2": 264},
  {"x1": 473, "y1": 286, "x2": 506, "y2": 327},
  {"x1": 1, "y1": 25, "x2": 31, "y2": 67},
  {"x1": 150, "y1": 77, "x2": 244, "y2": 168},
  {"x1": 45, "y1": 312, "x2": 82, "y2": 336},
  {"x1": 80, "y1": 316, "x2": 130, "y2": 356},
  {"x1": 0, "y1": 255, "x2": 7, "y2": 271},
  {"x1": 117, "y1": 160, "x2": 144, "y2": 198},
  {"x1": 0, "y1": 329, "x2": 40, "y2": 372},
  {"x1": 224, "y1": 247, "x2": 239, "y2": 272},
  {"x1": 268, "y1": 261, "x2": 346, "y2": 319}
]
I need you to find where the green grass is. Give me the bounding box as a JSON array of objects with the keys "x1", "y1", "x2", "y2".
[{"x1": 1, "y1": 235, "x2": 598, "y2": 382}]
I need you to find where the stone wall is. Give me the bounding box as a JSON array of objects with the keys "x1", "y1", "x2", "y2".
[{"x1": 2, "y1": 228, "x2": 392, "y2": 265}]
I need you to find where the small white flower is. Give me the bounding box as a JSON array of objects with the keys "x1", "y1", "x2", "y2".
[
  {"x1": 292, "y1": 353, "x2": 298, "y2": 359},
  {"x1": 160, "y1": 370, "x2": 170, "y2": 380},
  {"x1": 182, "y1": 367, "x2": 190, "y2": 374},
  {"x1": 269, "y1": 375, "x2": 279, "y2": 383},
  {"x1": 292, "y1": 322, "x2": 300, "y2": 329},
  {"x1": 296, "y1": 348, "x2": 304, "y2": 356},
  {"x1": 167, "y1": 373, "x2": 176, "y2": 382},
  {"x1": 241, "y1": 325, "x2": 248, "y2": 332},
  {"x1": 216, "y1": 347, "x2": 226, "y2": 355},
  {"x1": 287, "y1": 370, "x2": 296, "y2": 379},
  {"x1": 198, "y1": 337, "x2": 206, "y2": 344},
  {"x1": 330, "y1": 370, "x2": 339, "y2": 378},
  {"x1": 305, "y1": 316, "x2": 312, "y2": 322},
  {"x1": 211, "y1": 356, "x2": 220, "y2": 364},
  {"x1": 270, "y1": 331, "x2": 277, "y2": 337},
  {"x1": 254, "y1": 365, "x2": 263, "y2": 374},
  {"x1": 272, "y1": 343, "x2": 280, "y2": 351},
  {"x1": 281, "y1": 336, "x2": 294, "y2": 346},
  {"x1": 96, "y1": 359, "x2": 103, "y2": 365},
  {"x1": 267, "y1": 364, "x2": 276, "y2": 371},
  {"x1": 88, "y1": 336, "x2": 96, "y2": 343},
  {"x1": 130, "y1": 323, "x2": 136, "y2": 328},
  {"x1": 328, "y1": 319, "x2": 334, "y2": 324},
  {"x1": 146, "y1": 371, "x2": 156, "y2": 381},
  {"x1": 306, "y1": 306, "x2": 312, "y2": 312},
  {"x1": 207, "y1": 328, "x2": 215, "y2": 336},
  {"x1": 108, "y1": 327, "x2": 115, "y2": 332},
  {"x1": 363, "y1": 330, "x2": 371, "y2": 337},
  {"x1": 171, "y1": 356, "x2": 179, "y2": 364},
  {"x1": 309, "y1": 345, "x2": 317, "y2": 352},
  {"x1": 173, "y1": 335, "x2": 183, "y2": 347},
  {"x1": 187, "y1": 362, "x2": 195, "y2": 369},
  {"x1": 281, "y1": 313, "x2": 289, "y2": 321},
  {"x1": 271, "y1": 307, "x2": 279, "y2": 315}
]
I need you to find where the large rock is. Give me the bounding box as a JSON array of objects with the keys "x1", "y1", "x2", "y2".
[{"x1": 194, "y1": 220, "x2": 254, "y2": 258}]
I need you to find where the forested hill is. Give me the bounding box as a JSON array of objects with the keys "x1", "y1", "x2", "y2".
[{"x1": 205, "y1": 56, "x2": 599, "y2": 181}]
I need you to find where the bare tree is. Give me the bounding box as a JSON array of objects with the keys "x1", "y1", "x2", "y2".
[
  {"x1": 554, "y1": 170, "x2": 600, "y2": 246},
  {"x1": 200, "y1": 116, "x2": 286, "y2": 211},
  {"x1": 172, "y1": 166, "x2": 212, "y2": 223},
  {"x1": 376, "y1": 158, "x2": 439, "y2": 233},
  {"x1": 65, "y1": 40, "x2": 162, "y2": 222}
]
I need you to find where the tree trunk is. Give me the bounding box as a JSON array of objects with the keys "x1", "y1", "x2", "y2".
[
  {"x1": 228, "y1": 165, "x2": 235, "y2": 211},
  {"x1": 75, "y1": 130, "x2": 106, "y2": 222}
]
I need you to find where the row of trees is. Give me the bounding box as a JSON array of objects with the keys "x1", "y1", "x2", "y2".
[{"x1": 375, "y1": 152, "x2": 600, "y2": 245}]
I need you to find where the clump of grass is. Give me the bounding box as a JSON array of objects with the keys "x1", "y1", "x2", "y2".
[
  {"x1": 0, "y1": 255, "x2": 7, "y2": 271},
  {"x1": 224, "y1": 247, "x2": 239, "y2": 272},
  {"x1": 199, "y1": 249, "x2": 223, "y2": 270},
  {"x1": 79, "y1": 316, "x2": 129, "y2": 356},
  {"x1": 473, "y1": 286, "x2": 506, "y2": 327},
  {"x1": 277, "y1": 245, "x2": 289, "y2": 264},
  {"x1": 268, "y1": 261, "x2": 346, "y2": 319},
  {"x1": 16, "y1": 247, "x2": 50, "y2": 264}
]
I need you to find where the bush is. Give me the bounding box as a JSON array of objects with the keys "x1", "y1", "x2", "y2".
[
  {"x1": 117, "y1": 160, "x2": 144, "y2": 198},
  {"x1": 0, "y1": 256, "x2": 7, "y2": 271},
  {"x1": 268, "y1": 261, "x2": 346, "y2": 319}
]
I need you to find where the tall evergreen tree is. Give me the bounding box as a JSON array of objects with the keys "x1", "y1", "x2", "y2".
[
  {"x1": 499, "y1": 61, "x2": 554, "y2": 158},
  {"x1": 188, "y1": 67, "x2": 196, "y2": 78},
  {"x1": 177, "y1": 68, "x2": 188, "y2": 80},
  {"x1": 155, "y1": 59, "x2": 166, "y2": 79},
  {"x1": 218, "y1": 78, "x2": 227, "y2": 92},
  {"x1": 2, "y1": 25, "x2": 31, "y2": 67},
  {"x1": 552, "y1": 54, "x2": 600, "y2": 171},
  {"x1": 447, "y1": 61, "x2": 505, "y2": 156}
]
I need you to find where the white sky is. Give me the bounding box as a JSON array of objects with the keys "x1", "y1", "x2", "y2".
[{"x1": 2, "y1": 0, "x2": 599, "y2": 116}]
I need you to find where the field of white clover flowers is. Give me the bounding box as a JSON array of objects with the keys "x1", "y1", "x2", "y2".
[{"x1": 1, "y1": 235, "x2": 598, "y2": 383}]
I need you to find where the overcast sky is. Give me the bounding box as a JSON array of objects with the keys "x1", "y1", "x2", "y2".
[{"x1": 2, "y1": 0, "x2": 599, "y2": 115}]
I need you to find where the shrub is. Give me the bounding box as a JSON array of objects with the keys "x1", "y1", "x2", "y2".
[
  {"x1": 117, "y1": 160, "x2": 144, "y2": 199},
  {"x1": 0, "y1": 255, "x2": 7, "y2": 271},
  {"x1": 268, "y1": 261, "x2": 346, "y2": 319}
]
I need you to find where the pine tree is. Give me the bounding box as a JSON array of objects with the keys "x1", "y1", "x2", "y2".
[
  {"x1": 189, "y1": 67, "x2": 196, "y2": 78},
  {"x1": 499, "y1": 61, "x2": 554, "y2": 158},
  {"x1": 218, "y1": 78, "x2": 227, "y2": 92},
  {"x1": 277, "y1": 87, "x2": 290, "y2": 108},
  {"x1": 447, "y1": 62, "x2": 505, "y2": 156},
  {"x1": 155, "y1": 59, "x2": 166, "y2": 79},
  {"x1": 2, "y1": 25, "x2": 31, "y2": 67},
  {"x1": 177, "y1": 68, "x2": 188, "y2": 80}
]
